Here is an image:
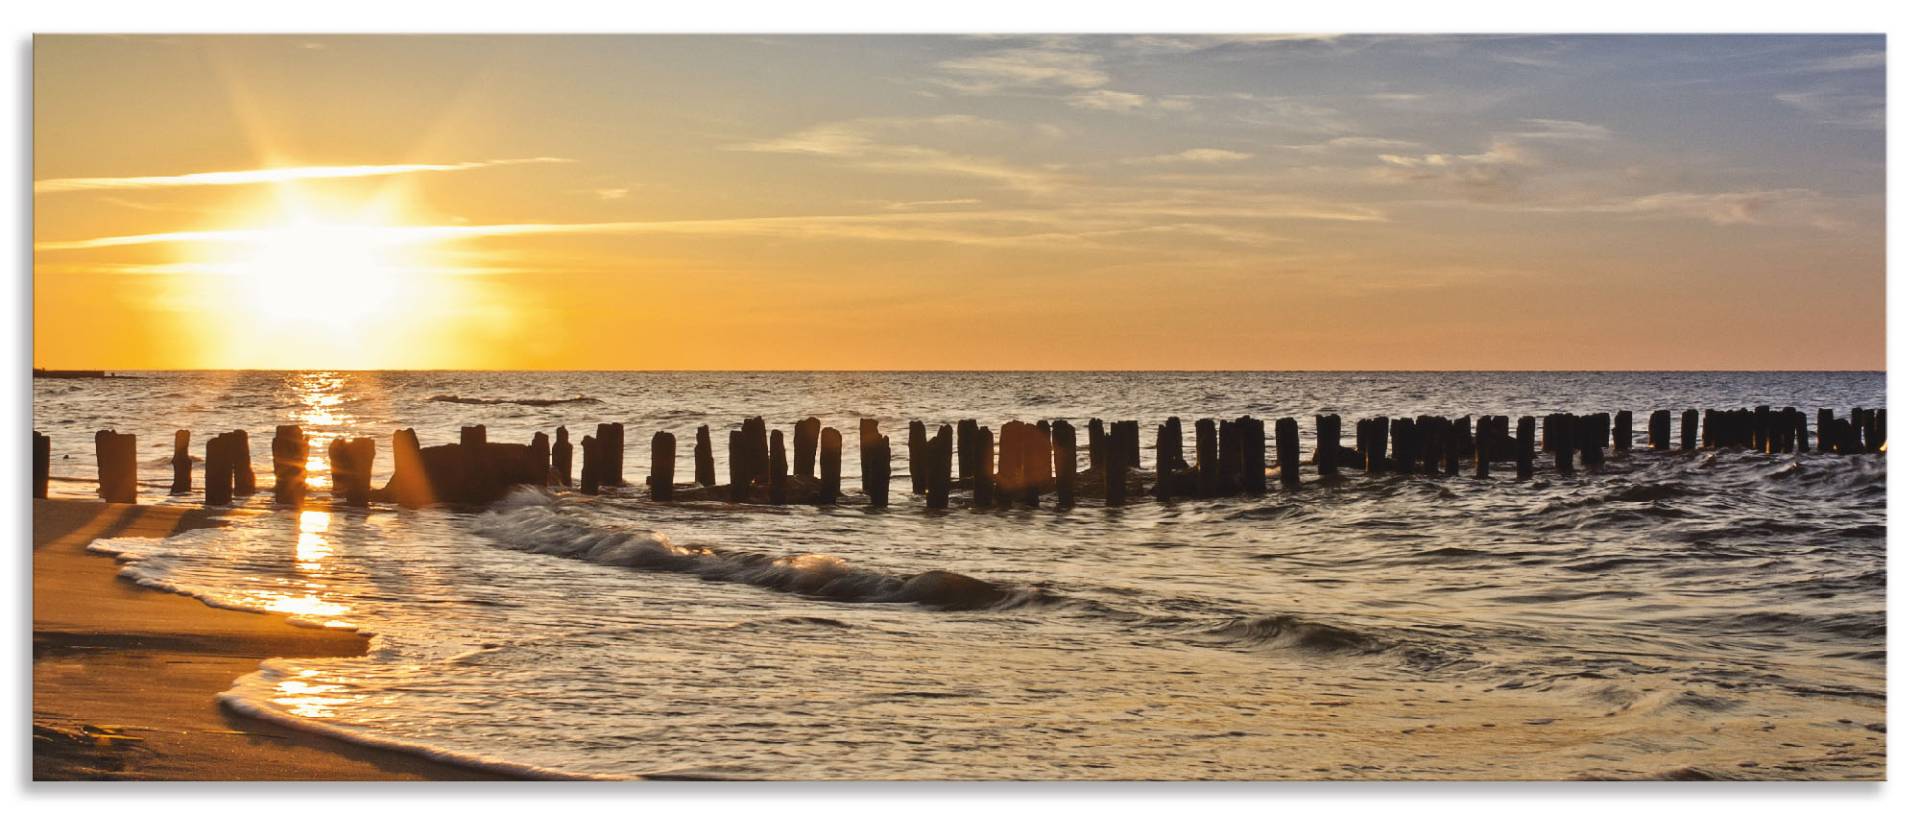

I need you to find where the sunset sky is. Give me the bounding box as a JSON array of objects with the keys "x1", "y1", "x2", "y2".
[{"x1": 33, "y1": 34, "x2": 1885, "y2": 370}]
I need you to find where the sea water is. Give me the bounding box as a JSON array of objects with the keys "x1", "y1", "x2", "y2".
[{"x1": 36, "y1": 371, "x2": 1886, "y2": 779}]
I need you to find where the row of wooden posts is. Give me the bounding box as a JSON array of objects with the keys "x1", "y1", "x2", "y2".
[{"x1": 31, "y1": 405, "x2": 1888, "y2": 507}]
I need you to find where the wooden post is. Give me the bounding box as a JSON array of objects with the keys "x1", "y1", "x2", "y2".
[
  {"x1": 908, "y1": 420, "x2": 928, "y2": 495},
  {"x1": 767, "y1": 429, "x2": 787, "y2": 505},
  {"x1": 727, "y1": 430, "x2": 747, "y2": 502},
  {"x1": 860, "y1": 420, "x2": 890, "y2": 507},
  {"x1": 581, "y1": 435, "x2": 601, "y2": 496},
  {"x1": 742, "y1": 418, "x2": 767, "y2": 486},
  {"x1": 1649, "y1": 410, "x2": 1671, "y2": 450},
  {"x1": 1241, "y1": 416, "x2": 1265, "y2": 495},
  {"x1": 957, "y1": 419, "x2": 978, "y2": 481},
  {"x1": 1154, "y1": 419, "x2": 1179, "y2": 501},
  {"x1": 1390, "y1": 417, "x2": 1415, "y2": 475},
  {"x1": 819, "y1": 428, "x2": 842, "y2": 504},
  {"x1": 1117, "y1": 421, "x2": 1142, "y2": 470},
  {"x1": 1611, "y1": 411, "x2": 1631, "y2": 453},
  {"x1": 171, "y1": 430, "x2": 192, "y2": 494},
  {"x1": 794, "y1": 418, "x2": 820, "y2": 480},
  {"x1": 1681, "y1": 409, "x2": 1698, "y2": 452},
  {"x1": 33, "y1": 431, "x2": 50, "y2": 500},
  {"x1": 554, "y1": 426, "x2": 574, "y2": 487},
  {"x1": 462, "y1": 425, "x2": 487, "y2": 446},
  {"x1": 231, "y1": 430, "x2": 255, "y2": 496},
  {"x1": 595, "y1": 422, "x2": 627, "y2": 487},
  {"x1": 1219, "y1": 419, "x2": 1243, "y2": 494},
  {"x1": 1023, "y1": 422, "x2": 1047, "y2": 507},
  {"x1": 1051, "y1": 420, "x2": 1075, "y2": 507},
  {"x1": 1442, "y1": 417, "x2": 1462, "y2": 476},
  {"x1": 971, "y1": 426, "x2": 995, "y2": 508},
  {"x1": 693, "y1": 425, "x2": 715, "y2": 486},
  {"x1": 928, "y1": 425, "x2": 954, "y2": 509},
  {"x1": 272, "y1": 425, "x2": 306, "y2": 505},
  {"x1": 205, "y1": 432, "x2": 232, "y2": 506},
  {"x1": 350, "y1": 438, "x2": 375, "y2": 506},
  {"x1": 330, "y1": 437, "x2": 372, "y2": 507},
  {"x1": 387, "y1": 429, "x2": 429, "y2": 506},
  {"x1": 328, "y1": 438, "x2": 349, "y2": 501},
  {"x1": 1515, "y1": 417, "x2": 1535, "y2": 480},
  {"x1": 1275, "y1": 418, "x2": 1301, "y2": 489},
  {"x1": 651, "y1": 431, "x2": 676, "y2": 502},
  {"x1": 1473, "y1": 417, "x2": 1492, "y2": 478},
  {"x1": 1315, "y1": 415, "x2": 1340, "y2": 479},
  {"x1": 996, "y1": 421, "x2": 1024, "y2": 506},
  {"x1": 1582, "y1": 413, "x2": 1608, "y2": 469},
  {"x1": 530, "y1": 432, "x2": 551, "y2": 485},
  {"x1": 1195, "y1": 418, "x2": 1219, "y2": 497}
]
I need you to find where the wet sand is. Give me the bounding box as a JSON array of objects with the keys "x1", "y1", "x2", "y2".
[{"x1": 32, "y1": 499, "x2": 510, "y2": 781}]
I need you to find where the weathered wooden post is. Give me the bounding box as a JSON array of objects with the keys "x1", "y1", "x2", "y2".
[
  {"x1": 594, "y1": 422, "x2": 626, "y2": 487},
  {"x1": 530, "y1": 432, "x2": 551, "y2": 485},
  {"x1": 1315, "y1": 414, "x2": 1340, "y2": 479},
  {"x1": 388, "y1": 429, "x2": 429, "y2": 506},
  {"x1": 1275, "y1": 418, "x2": 1301, "y2": 489},
  {"x1": 1090, "y1": 420, "x2": 1105, "y2": 476},
  {"x1": 1792, "y1": 410, "x2": 1809, "y2": 453},
  {"x1": 1051, "y1": 420, "x2": 1075, "y2": 507},
  {"x1": 1442, "y1": 418, "x2": 1462, "y2": 477},
  {"x1": 271, "y1": 425, "x2": 306, "y2": 505},
  {"x1": 1219, "y1": 419, "x2": 1244, "y2": 494},
  {"x1": 226, "y1": 430, "x2": 254, "y2": 496},
  {"x1": 171, "y1": 430, "x2": 192, "y2": 494},
  {"x1": 996, "y1": 421, "x2": 1024, "y2": 506},
  {"x1": 693, "y1": 425, "x2": 715, "y2": 486},
  {"x1": 1104, "y1": 425, "x2": 1127, "y2": 507},
  {"x1": 768, "y1": 430, "x2": 787, "y2": 505},
  {"x1": 928, "y1": 424, "x2": 954, "y2": 510},
  {"x1": 1552, "y1": 415, "x2": 1575, "y2": 475},
  {"x1": 1473, "y1": 417, "x2": 1492, "y2": 478},
  {"x1": 651, "y1": 431, "x2": 676, "y2": 502},
  {"x1": 1113, "y1": 421, "x2": 1141, "y2": 471},
  {"x1": 1023, "y1": 422, "x2": 1048, "y2": 507},
  {"x1": 205, "y1": 432, "x2": 233, "y2": 506},
  {"x1": 33, "y1": 431, "x2": 50, "y2": 500},
  {"x1": 1390, "y1": 417, "x2": 1415, "y2": 475},
  {"x1": 742, "y1": 418, "x2": 767, "y2": 486},
  {"x1": 1612, "y1": 411, "x2": 1632, "y2": 453},
  {"x1": 93, "y1": 430, "x2": 137, "y2": 504},
  {"x1": 1515, "y1": 416, "x2": 1535, "y2": 480},
  {"x1": 328, "y1": 438, "x2": 350, "y2": 502},
  {"x1": 461, "y1": 425, "x2": 487, "y2": 446},
  {"x1": 553, "y1": 426, "x2": 574, "y2": 487},
  {"x1": 1816, "y1": 409, "x2": 1835, "y2": 453},
  {"x1": 860, "y1": 420, "x2": 890, "y2": 507},
  {"x1": 957, "y1": 419, "x2": 978, "y2": 481},
  {"x1": 1195, "y1": 418, "x2": 1219, "y2": 497},
  {"x1": 907, "y1": 420, "x2": 928, "y2": 495},
  {"x1": 1154, "y1": 419, "x2": 1179, "y2": 501},
  {"x1": 794, "y1": 418, "x2": 820, "y2": 480},
  {"x1": 1649, "y1": 410, "x2": 1671, "y2": 451},
  {"x1": 727, "y1": 430, "x2": 747, "y2": 502},
  {"x1": 329, "y1": 437, "x2": 373, "y2": 507},
  {"x1": 971, "y1": 426, "x2": 995, "y2": 508},
  {"x1": 581, "y1": 435, "x2": 601, "y2": 496},
  {"x1": 1582, "y1": 413, "x2": 1608, "y2": 469},
  {"x1": 1680, "y1": 409, "x2": 1698, "y2": 452},
  {"x1": 819, "y1": 427, "x2": 842, "y2": 504},
  {"x1": 1241, "y1": 416, "x2": 1265, "y2": 495}
]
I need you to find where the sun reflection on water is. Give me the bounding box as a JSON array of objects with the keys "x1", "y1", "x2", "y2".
[{"x1": 274, "y1": 669, "x2": 365, "y2": 719}]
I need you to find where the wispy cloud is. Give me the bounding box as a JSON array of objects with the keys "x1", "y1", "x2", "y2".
[
  {"x1": 728, "y1": 116, "x2": 1062, "y2": 193},
  {"x1": 1510, "y1": 118, "x2": 1612, "y2": 141},
  {"x1": 1775, "y1": 88, "x2": 1884, "y2": 129},
  {"x1": 1121, "y1": 148, "x2": 1252, "y2": 166},
  {"x1": 34, "y1": 157, "x2": 572, "y2": 194},
  {"x1": 933, "y1": 46, "x2": 1108, "y2": 94},
  {"x1": 1068, "y1": 89, "x2": 1190, "y2": 114}
]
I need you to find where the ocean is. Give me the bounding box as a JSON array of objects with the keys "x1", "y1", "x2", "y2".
[{"x1": 33, "y1": 371, "x2": 1887, "y2": 779}]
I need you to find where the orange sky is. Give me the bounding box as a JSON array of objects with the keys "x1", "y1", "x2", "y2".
[{"x1": 33, "y1": 35, "x2": 1886, "y2": 370}]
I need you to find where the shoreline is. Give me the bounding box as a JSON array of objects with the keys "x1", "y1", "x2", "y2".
[{"x1": 32, "y1": 498, "x2": 513, "y2": 781}]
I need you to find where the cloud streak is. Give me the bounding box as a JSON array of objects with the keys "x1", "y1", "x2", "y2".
[{"x1": 34, "y1": 157, "x2": 573, "y2": 194}]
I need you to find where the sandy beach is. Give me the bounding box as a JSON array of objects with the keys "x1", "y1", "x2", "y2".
[{"x1": 32, "y1": 499, "x2": 508, "y2": 781}]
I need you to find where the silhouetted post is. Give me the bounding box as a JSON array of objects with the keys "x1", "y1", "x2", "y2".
[
  {"x1": 1120, "y1": 420, "x2": 1143, "y2": 469},
  {"x1": 581, "y1": 435, "x2": 601, "y2": 496},
  {"x1": 1154, "y1": 419, "x2": 1179, "y2": 501},
  {"x1": 1680, "y1": 409, "x2": 1698, "y2": 452},
  {"x1": 1793, "y1": 409, "x2": 1809, "y2": 453},
  {"x1": 908, "y1": 420, "x2": 928, "y2": 495},
  {"x1": 388, "y1": 429, "x2": 429, "y2": 506},
  {"x1": 1241, "y1": 416, "x2": 1265, "y2": 495},
  {"x1": 727, "y1": 430, "x2": 747, "y2": 502},
  {"x1": 1473, "y1": 417, "x2": 1492, "y2": 478},
  {"x1": 462, "y1": 425, "x2": 487, "y2": 446},
  {"x1": 860, "y1": 420, "x2": 890, "y2": 507},
  {"x1": 971, "y1": 426, "x2": 995, "y2": 508},
  {"x1": 927, "y1": 425, "x2": 954, "y2": 509},
  {"x1": 228, "y1": 430, "x2": 254, "y2": 496},
  {"x1": 554, "y1": 426, "x2": 574, "y2": 487},
  {"x1": 330, "y1": 437, "x2": 373, "y2": 506},
  {"x1": 1051, "y1": 420, "x2": 1076, "y2": 507},
  {"x1": 795, "y1": 418, "x2": 820, "y2": 480},
  {"x1": 205, "y1": 433, "x2": 233, "y2": 506},
  {"x1": 1195, "y1": 419, "x2": 1219, "y2": 497},
  {"x1": 1551, "y1": 415, "x2": 1575, "y2": 475},
  {"x1": 1219, "y1": 419, "x2": 1243, "y2": 494},
  {"x1": 693, "y1": 425, "x2": 715, "y2": 486},
  {"x1": 1390, "y1": 417, "x2": 1415, "y2": 475},
  {"x1": 1515, "y1": 417, "x2": 1535, "y2": 480},
  {"x1": 1816, "y1": 409, "x2": 1834, "y2": 453},
  {"x1": 1582, "y1": 413, "x2": 1608, "y2": 469},
  {"x1": 1087, "y1": 418, "x2": 1108, "y2": 474},
  {"x1": 651, "y1": 431, "x2": 676, "y2": 501},
  {"x1": 1314, "y1": 415, "x2": 1340, "y2": 479},
  {"x1": 1648, "y1": 410, "x2": 1671, "y2": 451},
  {"x1": 957, "y1": 419, "x2": 978, "y2": 481},
  {"x1": 170, "y1": 430, "x2": 192, "y2": 494},
  {"x1": 33, "y1": 431, "x2": 50, "y2": 500},
  {"x1": 1360, "y1": 418, "x2": 1385, "y2": 475},
  {"x1": 767, "y1": 430, "x2": 787, "y2": 505},
  {"x1": 1275, "y1": 418, "x2": 1301, "y2": 489},
  {"x1": 1442, "y1": 418, "x2": 1462, "y2": 476},
  {"x1": 328, "y1": 439, "x2": 351, "y2": 502},
  {"x1": 996, "y1": 421, "x2": 1024, "y2": 506},
  {"x1": 1104, "y1": 426, "x2": 1127, "y2": 507},
  {"x1": 529, "y1": 432, "x2": 551, "y2": 485},
  {"x1": 595, "y1": 422, "x2": 627, "y2": 487},
  {"x1": 741, "y1": 418, "x2": 767, "y2": 486},
  {"x1": 1611, "y1": 411, "x2": 1631, "y2": 453},
  {"x1": 819, "y1": 428, "x2": 842, "y2": 504},
  {"x1": 271, "y1": 426, "x2": 306, "y2": 505}
]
